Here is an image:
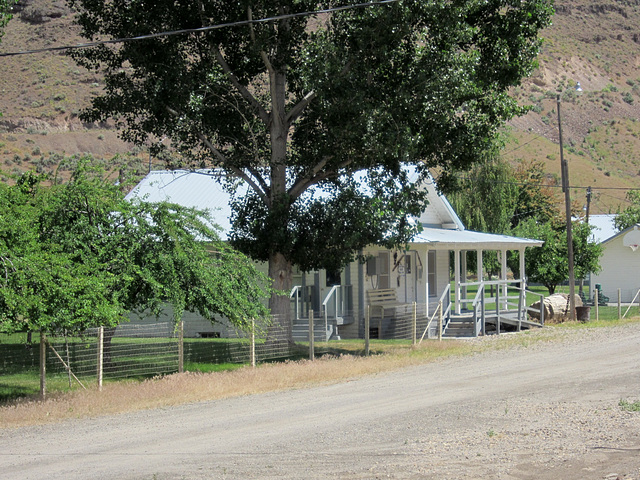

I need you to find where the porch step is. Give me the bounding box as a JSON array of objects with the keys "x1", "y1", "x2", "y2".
[
  {"x1": 291, "y1": 319, "x2": 336, "y2": 342},
  {"x1": 443, "y1": 318, "x2": 476, "y2": 338}
]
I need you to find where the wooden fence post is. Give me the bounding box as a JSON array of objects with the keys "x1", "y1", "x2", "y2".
[
  {"x1": 309, "y1": 310, "x2": 315, "y2": 361},
  {"x1": 39, "y1": 331, "x2": 46, "y2": 400},
  {"x1": 250, "y1": 319, "x2": 256, "y2": 368},
  {"x1": 595, "y1": 289, "x2": 599, "y2": 321},
  {"x1": 97, "y1": 326, "x2": 104, "y2": 392},
  {"x1": 618, "y1": 289, "x2": 622, "y2": 320},
  {"x1": 178, "y1": 321, "x2": 184, "y2": 374},
  {"x1": 412, "y1": 302, "x2": 417, "y2": 346},
  {"x1": 365, "y1": 305, "x2": 370, "y2": 356}
]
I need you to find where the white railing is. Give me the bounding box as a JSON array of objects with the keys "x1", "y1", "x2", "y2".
[
  {"x1": 471, "y1": 283, "x2": 485, "y2": 336},
  {"x1": 419, "y1": 284, "x2": 451, "y2": 342},
  {"x1": 459, "y1": 279, "x2": 545, "y2": 333},
  {"x1": 290, "y1": 286, "x2": 302, "y2": 320},
  {"x1": 322, "y1": 285, "x2": 353, "y2": 339}
]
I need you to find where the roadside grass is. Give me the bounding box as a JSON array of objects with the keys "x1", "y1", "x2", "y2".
[
  {"x1": 619, "y1": 399, "x2": 640, "y2": 412},
  {"x1": 1, "y1": 317, "x2": 639, "y2": 428}
]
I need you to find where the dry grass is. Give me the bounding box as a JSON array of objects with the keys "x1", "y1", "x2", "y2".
[
  {"x1": 0, "y1": 339, "x2": 471, "y2": 429},
  {"x1": 3, "y1": 317, "x2": 639, "y2": 429}
]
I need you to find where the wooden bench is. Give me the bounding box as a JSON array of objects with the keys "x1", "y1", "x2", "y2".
[{"x1": 367, "y1": 289, "x2": 404, "y2": 339}]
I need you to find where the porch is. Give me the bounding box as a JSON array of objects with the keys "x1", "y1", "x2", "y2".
[{"x1": 289, "y1": 278, "x2": 545, "y2": 341}]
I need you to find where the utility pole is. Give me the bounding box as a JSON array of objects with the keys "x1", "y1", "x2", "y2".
[
  {"x1": 580, "y1": 186, "x2": 592, "y2": 297},
  {"x1": 557, "y1": 94, "x2": 576, "y2": 320}
]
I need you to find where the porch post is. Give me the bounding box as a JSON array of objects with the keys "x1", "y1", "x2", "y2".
[
  {"x1": 454, "y1": 249, "x2": 461, "y2": 314},
  {"x1": 461, "y1": 250, "x2": 468, "y2": 301},
  {"x1": 477, "y1": 249, "x2": 483, "y2": 284},
  {"x1": 358, "y1": 250, "x2": 365, "y2": 338},
  {"x1": 501, "y1": 249, "x2": 508, "y2": 309},
  {"x1": 519, "y1": 247, "x2": 527, "y2": 323},
  {"x1": 424, "y1": 249, "x2": 430, "y2": 317}
]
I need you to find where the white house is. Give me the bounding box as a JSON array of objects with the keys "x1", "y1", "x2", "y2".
[
  {"x1": 126, "y1": 170, "x2": 544, "y2": 339},
  {"x1": 588, "y1": 214, "x2": 640, "y2": 303}
]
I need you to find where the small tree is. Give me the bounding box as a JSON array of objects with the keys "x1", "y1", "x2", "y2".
[
  {"x1": 0, "y1": 0, "x2": 16, "y2": 43},
  {"x1": 511, "y1": 217, "x2": 602, "y2": 295},
  {"x1": 0, "y1": 165, "x2": 271, "y2": 335},
  {"x1": 614, "y1": 190, "x2": 640, "y2": 232}
]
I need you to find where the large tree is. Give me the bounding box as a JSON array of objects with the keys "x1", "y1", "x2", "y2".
[
  {"x1": 69, "y1": 0, "x2": 553, "y2": 332},
  {"x1": 0, "y1": 165, "x2": 271, "y2": 334}
]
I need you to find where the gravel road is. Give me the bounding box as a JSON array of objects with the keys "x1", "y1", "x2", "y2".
[{"x1": 1, "y1": 323, "x2": 640, "y2": 480}]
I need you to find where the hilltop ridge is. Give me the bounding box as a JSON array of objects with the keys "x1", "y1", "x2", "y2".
[{"x1": 0, "y1": 0, "x2": 639, "y2": 212}]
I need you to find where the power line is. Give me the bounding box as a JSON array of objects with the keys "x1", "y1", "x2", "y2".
[
  {"x1": 0, "y1": 0, "x2": 399, "y2": 58},
  {"x1": 455, "y1": 176, "x2": 640, "y2": 192}
]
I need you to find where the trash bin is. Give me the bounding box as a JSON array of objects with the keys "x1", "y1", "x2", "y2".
[{"x1": 576, "y1": 306, "x2": 591, "y2": 322}]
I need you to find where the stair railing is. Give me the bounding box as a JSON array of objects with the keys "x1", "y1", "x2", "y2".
[
  {"x1": 290, "y1": 286, "x2": 302, "y2": 321},
  {"x1": 419, "y1": 284, "x2": 451, "y2": 342},
  {"x1": 471, "y1": 283, "x2": 485, "y2": 336},
  {"x1": 322, "y1": 285, "x2": 340, "y2": 339},
  {"x1": 321, "y1": 285, "x2": 352, "y2": 340}
]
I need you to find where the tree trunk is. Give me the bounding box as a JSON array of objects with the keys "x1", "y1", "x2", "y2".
[
  {"x1": 268, "y1": 251, "x2": 293, "y2": 343},
  {"x1": 265, "y1": 64, "x2": 293, "y2": 343}
]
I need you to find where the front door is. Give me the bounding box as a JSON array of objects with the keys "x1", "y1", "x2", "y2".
[{"x1": 396, "y1": 251, "x2": 417, "y2": 303}]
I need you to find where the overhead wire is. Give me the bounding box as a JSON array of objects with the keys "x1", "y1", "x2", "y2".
[
  {"x1": 2, "y1": 0, "x2": 635, "y2": 212},
  {"x1": 0, "y1": 0, "x2": 400, "y2": 57}
]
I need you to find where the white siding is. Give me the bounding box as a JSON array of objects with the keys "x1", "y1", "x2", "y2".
[
  {"x1": 434, "y1": 250, "x2": 450, "y2": 298},
  {"x1": 591, "y1": 236, "x2": 640, "y2": 303}
]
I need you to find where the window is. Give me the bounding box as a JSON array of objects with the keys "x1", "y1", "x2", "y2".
[
  {"x1": 428, "y1": 251, "x2": 436, "y2": 295},
  {"x1": 367, "y1": 252, "x2": 390, "y2": 289}
]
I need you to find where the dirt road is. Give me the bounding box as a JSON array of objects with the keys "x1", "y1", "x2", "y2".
[{"x1": 1, "y1": 324, "x2": 640, "y2": 479}]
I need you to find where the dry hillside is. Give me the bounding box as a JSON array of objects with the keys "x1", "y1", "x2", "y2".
[{"x1": 0, "y1": 0, "x2": 639, "y2": 212}]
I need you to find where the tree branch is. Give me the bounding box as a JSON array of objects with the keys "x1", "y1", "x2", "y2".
[
  {"x1": 288, "y1": 158, "x2": 353, "y2": 201},
  {"x1": 285, "y1": 89, "x2": 316, "y2": 125},
  {"x1": 214, "y1": 48, "x2": 270, "y2": 125},
  {"x1": 165, "y1": 105, "x2": 268, "y2": 205}
]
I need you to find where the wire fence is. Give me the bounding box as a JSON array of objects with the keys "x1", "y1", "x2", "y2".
[{"x1": 1, "y1": 305, "x2": 445, "y2": 400}]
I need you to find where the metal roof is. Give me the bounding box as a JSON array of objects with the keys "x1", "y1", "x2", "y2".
[
  {"x1": 412, "y1": 227, "x2": 543, "y2": 250},
  {"x1": 125, "y1": 170, "x2": 235, "y2": 239},
  {"x1": 126, "y1": 169, "x2": 542, "y2": 249}
]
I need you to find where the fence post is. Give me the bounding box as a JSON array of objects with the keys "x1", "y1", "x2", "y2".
[
  {"x1": 40, "y1": 331, "x2": 46, "y2": 400},
  {"x1": 495, "y1": 286, "x2": 501, "y2": 334},
  {"x1": 178, "y1": 321, "x2": 184, "y2": 374},
  {"x1": 438, "y1": 301, "x2": 443, "y2": 341},
  {"x1": 595, "y1": 289, "x2": 599, "y2": 321},
  {"x1": 250, "y1": 319, "x2": 256, "y2": 368},
  {"x1": 309, "y1": 310, "x2": 315, "y2": 361},
  {"x1": 365, "y1": 305, "x2": 370, "y2": 356},
  {"x1": 618, "y1": 289, "x2": 622, "y2": 320},
  {"x1": 412, "y1": 302, "x2": 417, "y2": 346},
  {"x1": 97, "y1": 326, "x2": 104, "y2": 392}
]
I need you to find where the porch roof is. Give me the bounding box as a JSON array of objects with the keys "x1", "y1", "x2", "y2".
[{"x1": 411, "y1": 227, "x2": 544, "y2": 250}]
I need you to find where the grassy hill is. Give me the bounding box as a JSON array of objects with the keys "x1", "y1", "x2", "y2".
[
  {"x1": 0, "y1": 0, "x2": 639, "y2": 212},
  {"x1": 506, "y1": 0, "x2": 640, "y2": 213}
]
